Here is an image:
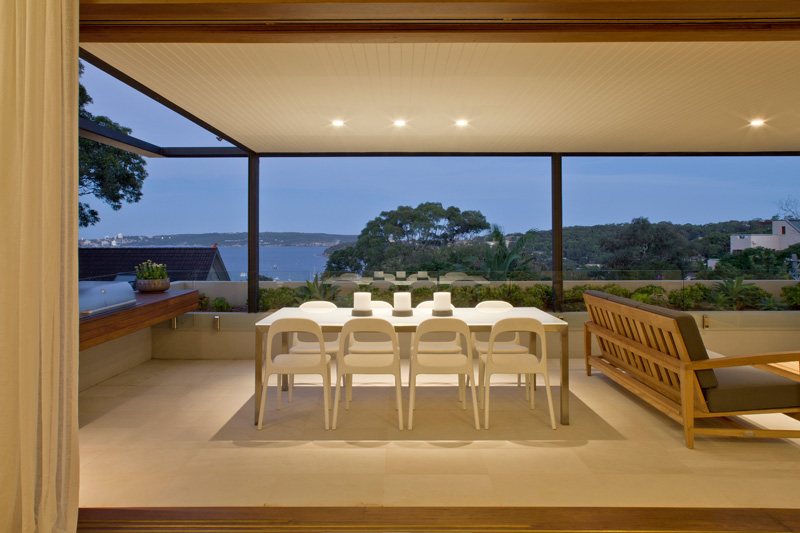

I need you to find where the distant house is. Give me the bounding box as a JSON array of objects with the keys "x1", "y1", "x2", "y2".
[
  {"x1": 730, "y1": 219, "x2": 800, "y2": 253},
  {"x1": 79, "y1": 247, "x2": 231, "y2": 282}
]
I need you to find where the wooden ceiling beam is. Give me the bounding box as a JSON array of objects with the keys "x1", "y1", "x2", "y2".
[
  {"x1": 79, "y1": 1, "x2": 800, "y2": 23},
  {"x1": 79, "y1": 0, "x2": 800, "y2": 43},
  {"x1": 79, "y1": 21, "x2": 800, "y2": 43}
]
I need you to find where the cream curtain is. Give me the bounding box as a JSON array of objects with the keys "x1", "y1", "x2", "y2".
[{"x1": 0, "y1": 0, "x2": 79, "y2": 531}]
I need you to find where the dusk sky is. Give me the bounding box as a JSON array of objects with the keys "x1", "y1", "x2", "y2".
[{"x1": 78, "y1": 62, "x2": 799, "y2": 240}]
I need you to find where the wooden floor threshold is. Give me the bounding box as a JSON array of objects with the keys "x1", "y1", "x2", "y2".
[{"x1": 77, "y1": 506, "x2": 800, "y2": 533}]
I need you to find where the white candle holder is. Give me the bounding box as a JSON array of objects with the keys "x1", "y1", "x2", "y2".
[
  {"x1": 392, "y1": 292, "x2": 413, "y2": 317},
  {"x1": 432, "y1": 292, "x2": 453, "y2": 316},
  {"x1": 352, "y1": 292, "x2": 373, "y2": 316}
]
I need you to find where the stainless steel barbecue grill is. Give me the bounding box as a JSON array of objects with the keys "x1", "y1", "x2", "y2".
[{"x1": 79, "y1": 281, "x2": 137, "y2": 317}]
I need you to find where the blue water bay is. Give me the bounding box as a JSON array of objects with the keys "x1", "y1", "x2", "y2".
[{"x1": 217, "y1": 246, "x2": 329, "y2": 282}]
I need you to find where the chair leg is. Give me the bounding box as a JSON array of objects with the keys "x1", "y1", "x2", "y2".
[
  {"x1": 478, "y1": 359, "x2": 485, "y2": 409},
  {"x1": 484, "y1": 373, "x2": 491, "y2": 429},
  {"x1": 524, "y1": 374, "x2": 530, "y2": 401},
  {"x1": 289, "y1": 375, "x2": 294, "y2": 403},
  {"x1": 529, "y1": 374, "x2": 536, "y2": 409},
  {"x1": 346, "y1": 374, "x2": 353, "y2": 406},
  {"x1": 277, "y1": 373, "x2": 282, "y2": 410},
  {"x1": 468, "y1": 373, "x2": 480, "y2": 430},
  {"x1": 542, "y1": 371, "x2": 556, "y2": 430},
  {"x1": 517, "y1": 373, "x2": 522, "y2": 387},
  {"x1": 395, "y1": 372, "x2": 404, "y2": 430},
  {"x1": 408, "y1": 373, "x2": 416, "y2": 431},
  {"x1": 458, "y1": 374, "x2": 465, "y2": 404},
  {"x1": 332, "y1": 372, "x2": 343, "y2": 429},
  {"x1": 322, "y1": 367, "x2": 331, "y2": 430},
  {"x1": 257, "y1": 371, "x2": 270, "y2": 430}
]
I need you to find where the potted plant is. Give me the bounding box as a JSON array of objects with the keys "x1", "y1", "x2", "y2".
[{"x1": 134, "y1": 260, "x2": 170, "y2": 292}]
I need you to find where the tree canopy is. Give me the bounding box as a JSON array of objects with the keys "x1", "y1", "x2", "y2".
[
  {"x1": 79, "y1": 62, "x2": 148, "y2": 227},
  {"x1": 326, "y1": 202, "x2": 489, "y2": 272},
  {"x1": 601, "y1": 217, "x2": 693, "y2": 271}
]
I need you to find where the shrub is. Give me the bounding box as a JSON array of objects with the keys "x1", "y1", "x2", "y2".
[
  {"x1": 668, "y1": 285, "x2": 710, "y2": 310},
  {"x1": 631, "y1": 285, "x2": 668, "y2": 307},
  {"x1": 522, "y1": 285, "x2": 553, "y2": 310},
  {"x1": 410, "y1": 287, "x2": 434, "y2": 306},
  {"x1": 295, "y1": 274, "x2": 340, "y2": 304},
  {"x1": 450, "y1": 285, "x2": 478, "y2": 307},
  {"x1": 710, "y1": 277, "x2": 761, "y2": 310},
  {"x1": 780, "y1": 284, "x2": 800, "y2": 309},
  {"x1": 599, "y1": 284, "x2": 631, "y2": 299},
  {"x1": 370, "y1": 287, "x2": 396, "y2": 304},
  {"x1": 197, "y1": 292, "x2": 212, "y2": 311},
  {"x1": 562, "y1": 284, "x2": 603, "y2": 311},
  {"x1": 758, "y1": 296, "x2": 786, "y2": 311},
  {"x1": 211, "y1": 296, "x2": 232, "y2": 312},
  {"x1": 258, "y1": 287, "x2": 297, "y2": 311}
]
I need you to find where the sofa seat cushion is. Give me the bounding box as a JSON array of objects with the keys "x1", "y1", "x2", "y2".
[{"x1": 704, "y1": 366, "x2": 800, "y2": 413}]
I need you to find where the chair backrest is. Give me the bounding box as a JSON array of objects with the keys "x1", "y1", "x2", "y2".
[
  {"x1": 340, "y1": 317, "x2": 398, "y2": 357},
  {"x1": 412, "y1": 318, "x2": 472, "y2": 359},
  {"x1": 266, "y1": 318, "x2": 326, "y2": 364},
  {"x1": 476, "y1": 300, "x2": 513, "y2": 310},
  {"x1": 370, "y1": 281, "x2": 395, "y2": 291},
  {"x1": 415, "y1": 300, "x2": 455, "y2": 310},
  {"x1": 486, "y1": 317, "x2": 544, "y2": 363},
  {"x1": 370, "y1": 300, "x2": 393, "y2": 309},
  {"x1": 410, "y1": 280, "x2": 436, "y2": 289},
  {"x1": 299, "y1": 300, "x2": 337, "y2": 310}
]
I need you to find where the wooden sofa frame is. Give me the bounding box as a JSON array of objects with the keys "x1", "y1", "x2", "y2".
[{"x1": 583, "y1": 291, "x2": 800, "y2": 448}]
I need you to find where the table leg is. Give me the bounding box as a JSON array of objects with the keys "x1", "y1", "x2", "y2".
[
  {"x1": 560, "y1": 327, "x2": 570, "y2": 425},
  {"x1": 255, "y1": 328, "x2": 263, "y2": 425}
]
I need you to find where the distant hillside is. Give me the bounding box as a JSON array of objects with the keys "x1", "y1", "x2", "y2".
[
  {"x1": 322, "y1": 219, "x2": 770, "y2": 267},
  {"x1": 80, "y1": 231, "x2": 358, "y2": 248}
]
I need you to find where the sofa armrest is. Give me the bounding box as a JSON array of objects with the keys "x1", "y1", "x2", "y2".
[{"x1": 684, "y1": 351, "x2": 800, "y2": 371}]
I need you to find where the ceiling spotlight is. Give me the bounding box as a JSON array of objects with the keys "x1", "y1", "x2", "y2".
[
  {"x1": 331, "y1": 120, "x2": 344, "y2": 127},
  {"x1": 749, "y1": 119, "x2": 765, "y2": 127},
  {"x1": 456, "y1": 120, "x2": 468, "y2": 127},
  {"x1": 394, "y1": 120, "x2": 406, "y2": 127}
]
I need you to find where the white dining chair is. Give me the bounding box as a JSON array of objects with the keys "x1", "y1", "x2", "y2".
[
  {"x1": 286, "y1": 301, "x2": 340, "y2": 402},
  {"x1": 347, "y1": 300, "x2": 395, "y2": 354},
  {"x1": 478, "y1": 317, "x2": 556, "y2": 430},
  {"x1": 473, "y1": 300, "x2": 527, "y2": 389},
  {"x1": 258, "y1": 317, "x2": 332, "y2": 430},
  {"x1": 333, "y1": 318, "x2": 403, "y2": 430},
  {"x1": 408, "y1": 317, "x2": 480, "y2": 430}
]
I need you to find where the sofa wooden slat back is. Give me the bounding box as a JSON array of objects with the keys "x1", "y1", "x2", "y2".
[{"x1": 583, "y1": 290, "x2": 800, "y2": 448}]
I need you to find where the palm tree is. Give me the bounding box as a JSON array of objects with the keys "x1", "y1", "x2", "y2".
[{"x1": 479, "y1": 225, "x2": 537, "y2": 281}]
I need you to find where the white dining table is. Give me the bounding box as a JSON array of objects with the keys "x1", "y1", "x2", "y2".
[{"x1": 254, "y1": 306, "x2": 570, "y2": 426}]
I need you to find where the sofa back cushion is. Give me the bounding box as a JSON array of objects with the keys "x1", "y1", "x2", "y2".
[{"x1": 583, "y1": 291, "x2": 718, "y2": 389}]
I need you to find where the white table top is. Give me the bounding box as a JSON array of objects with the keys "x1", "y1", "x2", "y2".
[{"x1": 256, "y1": 306, "x2": 567, "y2": 332}]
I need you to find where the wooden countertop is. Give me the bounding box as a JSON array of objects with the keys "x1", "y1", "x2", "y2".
[{"x1": 79, "y1": 289, "x2": 198, "y2": 351}]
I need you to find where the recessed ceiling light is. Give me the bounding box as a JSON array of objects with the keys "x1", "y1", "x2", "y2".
[
  {"x1": 750, "y1": 119, "x2": 765, "y2": 127},
  {"x1": 394, "y1": 120, "x2": 406, "y2": 127},
  {"x1": 456, "y1": 120, "x2": 468, "y2": 127},
  {"x1": 331, "y1": 120, "x2": 344, "y2": 127}
]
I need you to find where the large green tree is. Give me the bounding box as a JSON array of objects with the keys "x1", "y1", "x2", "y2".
[
  {"x1": 602, "y1": 217, "x2": 694, "y2": 271},
  {"x1": 79, "y1": 62, "x2": 148, "y2": 227},
  {"x1": 326, "y1": 202, "x2": 489, "y2": 272}
]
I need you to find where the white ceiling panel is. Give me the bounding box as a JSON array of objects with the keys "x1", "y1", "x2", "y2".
[{"x1": 82, "y1": 41, "x2": 800, "y2": 153}]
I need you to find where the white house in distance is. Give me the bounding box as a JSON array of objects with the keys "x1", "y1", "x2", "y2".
[{"x1": 730, "y1": 219, "x2": 800, "y2": 253}]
